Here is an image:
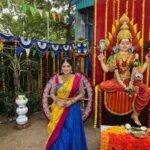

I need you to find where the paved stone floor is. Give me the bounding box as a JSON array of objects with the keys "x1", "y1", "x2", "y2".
[{"x1": 0, "y1": 112, "x2": 99, "y2": 150}]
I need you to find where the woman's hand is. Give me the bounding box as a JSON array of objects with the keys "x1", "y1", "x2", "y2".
[
  {"x1": 63, "y1": 100, "x2": 72, "y2": 107},
  {"x1": 63, "y1": 98, "x2": 76, "y2": 107},
  {"x1": 55, "y1": 99, "x2": 66, "y2": 108}
]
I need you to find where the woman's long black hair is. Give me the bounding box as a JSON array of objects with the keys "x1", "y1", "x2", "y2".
[{"x1": 59, "y1": 57, "x2": 74, "y2": 75}]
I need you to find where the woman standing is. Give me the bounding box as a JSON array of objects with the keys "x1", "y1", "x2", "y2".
[{"x1": 45, "y1": 57, "x2": 88, "y2": 150}]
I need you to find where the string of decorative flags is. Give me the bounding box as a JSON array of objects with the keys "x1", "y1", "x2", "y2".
[
  {"x1": 0, "y1": 32, "x2": 90, "y2": 92},
  {"x1": 21, "y1": 3, "x2": 76, "y2": 25},
  {"x1": 0, "y1": 33, "x2": 77, "y2": 56}
]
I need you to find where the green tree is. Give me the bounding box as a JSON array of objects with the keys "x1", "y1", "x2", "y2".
[{"x1": 0, "y1": 0, "x2": 75, "y2": 43}]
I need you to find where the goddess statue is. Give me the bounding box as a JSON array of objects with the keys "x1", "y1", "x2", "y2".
[{"x1": 98, "y1": 22, "x2": 150, "y2": 126}]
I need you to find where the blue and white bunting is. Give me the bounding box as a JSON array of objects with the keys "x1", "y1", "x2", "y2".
[
  {"x1": 0, "y1": 33, "x2": 14, "y2": 41},
  {"x1": 36, "y1": 41, "x2": 49, "y2": 53},
  {"x1": 18, "y1": 37, "x2": 34, "y2": 49},
  {"x1": 71, "y1": 43, "x2": 76, "y2": 50},
  {"x1": 50, "y1": 44, "x2": 60, "y2": 52},
  {"x1": 61, "y1": 44, "x2": 70, "y2": 51}
]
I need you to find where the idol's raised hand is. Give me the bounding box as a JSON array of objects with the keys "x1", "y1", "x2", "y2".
[
  {"x1": 145, "y1": 52, "x2": 150, "y2": 62},
  {"x1": 98, "y1": 53, "x2": 104, "y2": 62}
]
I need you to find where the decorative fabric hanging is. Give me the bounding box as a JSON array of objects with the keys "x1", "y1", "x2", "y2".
[
  {"x1": 50, "y1": 44, "x2": 60, "y2": 52},
  {"x1": 17, "y1": 47, "x2": 22, "y2": 57},
  {"x1": 38, "y1": 9, "x2": 43, "y2": 17},
  {"x1": 50, "y1": 51, "x2": 56, "y2": 74},
  {"x1": 61, "y1": 44, "x2": 70, "y2": 52},
  {"x1": 32, "y1": 49, "x2": 37, "y2": 57},
  {"x1": 25, "y1": 49, "x2": 30, "y2": 57},
  {"x1": 71, "y1": 43, "x2": 77, "y2": 50},
  {"x1": 30, "y1": 6, "x2": 35, "y2": 16},
  {"x1": 60, "y1": 50, "x2": 64, "y2": 59},
  {"x1": 77, "y1": 43, "x2": 88, "y2": 54},
  {"x1": 36, "y1": 41, "x2": 49, "y2": 53},
  {"x1": 21, "y1": 3, "x2": 27, "y2": 13},
  {"x1": 63, "y1": 16, "x2": 67, "y2": 23},
  {"x1": 58, "y1": 14, "x2": 61, "y2": 22},
  {"x1": 0, "y1": 33, "x2": 14, "y2": 40},
  {"x1": 52, "y1": 12, "x2": 57, "y2": 22},
  {"x1": 18, "y1": 37, "x2": 34, "y2": 49},
  {"x1": 85, "y1": 58, "x2": 89, "y2": 76}
]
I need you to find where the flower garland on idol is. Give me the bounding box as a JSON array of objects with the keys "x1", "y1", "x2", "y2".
[{"x1": 114, "y1": 67, "x2": 135, "y2": 97}]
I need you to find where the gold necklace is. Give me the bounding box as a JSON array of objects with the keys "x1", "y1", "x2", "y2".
[{"x1": 61, "y1": 74, "x2": 73, "y2": 83}]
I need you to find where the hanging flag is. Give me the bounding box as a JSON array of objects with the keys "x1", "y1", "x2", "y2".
[
  {"x1": 46, "y1": 51, "x2": 49, "y2": 59},
  {"x1": 51, "y1": 51, "x2": 55, "y2": 58},
  {"x1": 33, "y1": 3, "x2": 37, "y2": 12},
  {"x1": 30, "y1": 6, "x2": 35, "y2": 16},
  {"x1": 68, "y1": 16, "x2": 74, "y2": 25},
  {"x1": 46, "y1": 11, "x2": 49, "y2": 17},
  {"x1": 63, "y1": 16, "x2": 67, "y2": 23},
  {"x1": 73, "y1": 17, "x2": 77, "y2": 24},
  {"x1": 17, "y1": 47, "x2": 22, "y2": 57},
  {"x1": 58, "y1": 14, "x2": 61, "y2": 22},
  {"x1": 38, "y1": 9, "x2": 43, "y2": 17},
  {"x1": 32, "y1": 49, "x2": 36, "y2": 57},
  {"x1": 22, "y1": 3, "x2": 27, "y2": 13},
  {"x1": 52, "y1": 12, "x2": 56, "y2": 22},
  {"x1": 25, "y1": 48, "x2": 30, "y2": 56}
]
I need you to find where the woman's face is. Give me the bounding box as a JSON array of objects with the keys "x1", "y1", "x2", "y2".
[
  {"x1": 61, "y1": 60, "x2": 72, "y2": 75},
  {"x1": 118, "y1": 39, "x2": 132, "y2": 52}
]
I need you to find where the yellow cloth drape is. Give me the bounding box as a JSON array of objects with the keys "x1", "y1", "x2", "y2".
[{"x1": 47, "y1": 76, "x2": 75, "y2": 137}]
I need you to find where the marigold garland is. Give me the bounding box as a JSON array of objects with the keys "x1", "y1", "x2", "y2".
[
  {"x1": 132, "y1": 0, "x2": 135, "y2": 19},
  {"x1": 0, "y1": 38, "x2": 5, "y2": 92},
  {"x1": 46, "y1": 51, "x2": 49, "y2": 82},
  {"x1": 146, "y1": 63, "x2": 150, "y2": 86},
  {"x1": 147, "y1": 28, "x2": 150, "y2": 86},
  {"x1": 93, "y1": 0, "x2": 97, "y2": 86},
  {"x1": 141, "y1": 0, "x2": 145, "y2": 65},
  {"x1": 114, "y1": 67, "x2": 135, "y2": 96},
  {"x1": 14, "y1": 39, "x2": 17, "y2": 55},
  {"x1": 100, "y1": 126, "x2": 126, "y2": 150},
  {"x1": 117, "y1": 0, "x2": 120, "y2": 20},
  {"x1": 94, "y1": 85, "x2": 98, "y2": 128},
  {"x1": 103, "y1": 0, "x2": 108, "y2": 81},
  {"x1": 125, "y1": 0, "x2": 128, "y2": 16},
  {"x1": 112, "y1": 0, "x2": 116, "y2": 23}
]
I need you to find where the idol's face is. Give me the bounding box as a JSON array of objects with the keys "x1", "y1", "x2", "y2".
[
  {"x1": 61, "y1": 60, "x2": 72, "y2": 75},
  {"x1": 118, "y1": 39, "x2": 132, "y2": 52}
]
